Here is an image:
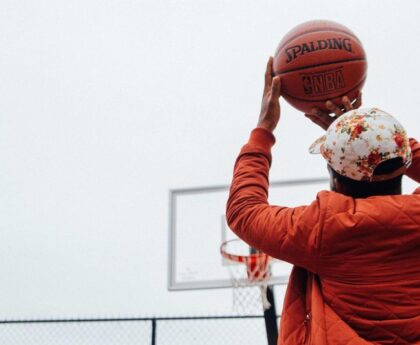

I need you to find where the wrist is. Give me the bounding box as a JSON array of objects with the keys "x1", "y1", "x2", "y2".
[
  {"x1": 257, "y1": 121, "x2": 276, "y2": 133},
  {"x1": 250, "y1": 127, "x2": 276, "y2": 148}
]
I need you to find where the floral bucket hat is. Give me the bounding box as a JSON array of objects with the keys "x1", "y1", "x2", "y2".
[{"x1": 309, "y1": 108, "x2": 412, "y2": 182}]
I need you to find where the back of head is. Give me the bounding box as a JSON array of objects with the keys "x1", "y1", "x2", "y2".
[
  {"x1": 310, "y1": 108, "x2": 412, "y2": 198},
  {"x1": 330, "y1": 158, "x2": 404, "y2": 198}
]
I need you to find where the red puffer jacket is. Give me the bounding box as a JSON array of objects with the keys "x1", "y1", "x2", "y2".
[{"x1": 226, "y1": 128, "x2": 420, "y2": 345}]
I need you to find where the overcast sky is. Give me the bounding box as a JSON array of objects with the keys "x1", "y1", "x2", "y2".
[{"x1": 0, "y1": 0, "x2": 419, "y2": 321}]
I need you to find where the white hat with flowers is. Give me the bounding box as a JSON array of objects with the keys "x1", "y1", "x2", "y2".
[{"x1": 309, "y1": 108, "x2": 412, "y2": 182}]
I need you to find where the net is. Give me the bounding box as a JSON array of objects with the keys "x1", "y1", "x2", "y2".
[{"x1": 220, "y1": 239, "x2": 273, "y2": 314}]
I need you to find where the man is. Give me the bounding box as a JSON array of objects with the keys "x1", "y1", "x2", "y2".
[{"x1": 226, "y1": 57, "x2": 420, "y2": 344}]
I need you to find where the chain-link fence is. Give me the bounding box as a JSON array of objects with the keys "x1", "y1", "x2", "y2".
[{"x1": 0, "y1": 315, "x2": 280, "y2": 345}]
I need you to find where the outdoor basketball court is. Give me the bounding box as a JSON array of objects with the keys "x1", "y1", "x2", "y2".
[{"x1": 0, "y1": 0, "x2": 419, "y2": 344}]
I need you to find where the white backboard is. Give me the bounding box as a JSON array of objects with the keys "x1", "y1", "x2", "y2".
[{"x1": 168, "y1": 177, "x2": 330, "y2": 290}]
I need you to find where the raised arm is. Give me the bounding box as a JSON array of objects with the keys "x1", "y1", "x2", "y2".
[
  {"x1": 226, "y1": 128, "x2": 320, "y2": 271},
  {"x1": 225, "y1": 57, "x2": 321, "y2": 271}
]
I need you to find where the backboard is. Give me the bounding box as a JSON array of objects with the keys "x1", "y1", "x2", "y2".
[{"x1": 168, "y1": 177, "x2": 330, "y2": 290}]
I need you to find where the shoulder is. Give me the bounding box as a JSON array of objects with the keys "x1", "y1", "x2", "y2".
[
  {"x1": 314, "y1": 190, "x2": 420, "y2": 230},
  {"x1": 312, "y1": 190, "x2": 356, "y2": 217},
  {"x1": 316, "y1": 191, "x2": 420, "y2": 278}
]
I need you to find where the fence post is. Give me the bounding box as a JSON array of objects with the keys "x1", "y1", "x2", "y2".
[
  {"x1": 264, "y1": 286, "x2": 278, "y2": 345},
  {"x1": 151, "y1": 319, "x2": 157, "y2": 345}
]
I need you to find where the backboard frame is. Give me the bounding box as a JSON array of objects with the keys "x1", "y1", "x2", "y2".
[{"x1": 168, "y1": 177, "x2": 329, "y2": 291}]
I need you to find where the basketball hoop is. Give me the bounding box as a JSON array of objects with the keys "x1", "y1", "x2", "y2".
[{"x1": 220, "y1": 239, "x2": 273, "y2": 313}]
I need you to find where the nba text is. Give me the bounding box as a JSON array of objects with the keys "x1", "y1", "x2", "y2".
[{"x1": 301, "y1": 69, "x2": 345, "y2": 95}]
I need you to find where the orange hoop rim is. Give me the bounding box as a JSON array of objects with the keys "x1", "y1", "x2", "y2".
[{"x1": 220, "y1": 239, "x2": 271, "y2": 265}]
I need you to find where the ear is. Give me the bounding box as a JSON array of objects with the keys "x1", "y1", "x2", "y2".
[
  {"x1": 331, "y1": 175, "x2": 341, "y2": 193},
  {"x1": 330, "y1": 175, "x2": 337, "y2": 192},
  {"x1": 327, "y1": 165, "x2": 339, "y2": 192}
]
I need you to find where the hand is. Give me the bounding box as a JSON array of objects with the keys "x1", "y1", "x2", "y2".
[
  {"x1": 257, "y1": 57, "x2": 282, "y2": 132},
  {"x1": 305, "y1": 93, "x2": 362, "y2": 131}
]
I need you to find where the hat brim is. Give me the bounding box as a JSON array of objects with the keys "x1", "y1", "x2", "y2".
[{"x1": 308, "y1": 135, "x2": 326, "y2": 154}]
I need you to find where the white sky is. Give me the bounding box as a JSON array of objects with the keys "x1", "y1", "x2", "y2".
[{"x1": 0, "y1": 0, "x2": 419, "y2": 319}]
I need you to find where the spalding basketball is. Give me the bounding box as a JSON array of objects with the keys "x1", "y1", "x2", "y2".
[{"x1": 273, "y1": 20, "x2": 367, "y2": 114}]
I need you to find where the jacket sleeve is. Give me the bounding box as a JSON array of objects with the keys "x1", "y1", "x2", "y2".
[
  {"x1": 226, "y1": 128, "x2": 322, "y2": 272},
  {"x1": 406, "y1": 138, "x2": 420, "y2": 183}
]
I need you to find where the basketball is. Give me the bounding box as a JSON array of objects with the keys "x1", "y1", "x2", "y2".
[{"x1": 273, "y1": 20, "x2": 367, "y2": 114}]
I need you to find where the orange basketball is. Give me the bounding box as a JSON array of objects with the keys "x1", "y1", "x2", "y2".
[{"x1": 273, "y1": 20, "x2": 367, "y2": 114}]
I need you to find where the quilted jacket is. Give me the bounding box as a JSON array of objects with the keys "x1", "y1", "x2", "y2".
[{"x1": 226, "y1": 128, "x2": 420, "y2": 344}]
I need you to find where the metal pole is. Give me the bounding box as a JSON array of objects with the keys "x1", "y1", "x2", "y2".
[
  {"x1": 151, "y1": 319, "x2": 156, "y2": 345},
  {"x1": 264, "y1": 286, "x2": 278, "y2": 345}
]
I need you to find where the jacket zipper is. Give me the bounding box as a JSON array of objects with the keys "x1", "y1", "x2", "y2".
[{"x1": 303, "y1": 312, "x2": 311, "y2": 344}]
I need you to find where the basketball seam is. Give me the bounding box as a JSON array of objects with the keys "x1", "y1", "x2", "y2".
[
  {"x1": 273, "y1": 57, "x2": 366, "y2": 75},
  {"x1": 284, "y1": 75, "x2": 366, "y2": 102},
  {"x1": 276, "y1": 28, "x2": 362, "y2": 53}
]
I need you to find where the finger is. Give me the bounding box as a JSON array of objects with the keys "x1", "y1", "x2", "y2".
[
  {"x1": 311, "y1": 106, "x2": 330, "y2": 118},
  {"x1": 304, "y1": 108, "x2": 328, "y2": 130},
  {"x1": 264, "y1": 57, "x2": 273, "y2": 93},
  {"x1": 352, "y1": 92, "x2": 362, "y2": 109},
  {"x1": 326, "y1": 100, "x2": 343, "y2": 116},
  {"x1": 342, "y1": 96, "x2": 352, "y2": 111},
  {"x1": 310, "y1": 107, "x2": 333, "y2": 129},
  {"x1": 271, "y1": 76, "x2": 281, "y2": 99}
]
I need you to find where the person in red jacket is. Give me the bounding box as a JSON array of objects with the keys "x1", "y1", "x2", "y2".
[{"x1": 226, "y1": 57, "x2": 420, "y2": 344}]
